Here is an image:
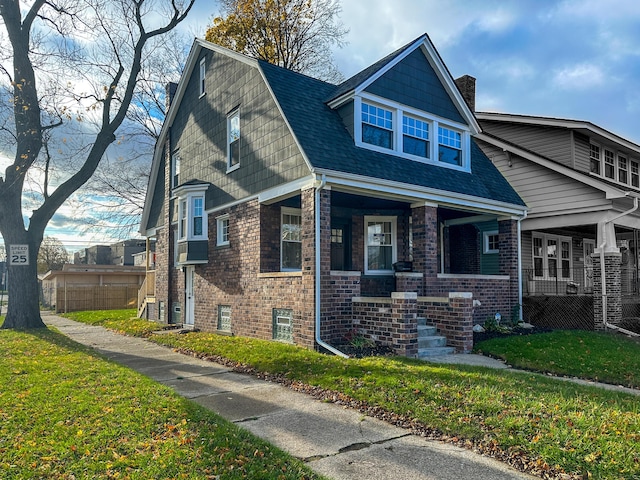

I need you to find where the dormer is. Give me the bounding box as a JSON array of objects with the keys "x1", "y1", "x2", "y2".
[{"x1": 326, "y1": 34, "x2": 479, "y2": 173}]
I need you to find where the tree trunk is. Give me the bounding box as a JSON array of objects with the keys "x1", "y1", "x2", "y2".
[{"x1": 0, "y1": 214, "x2": 45, "y2": 329}]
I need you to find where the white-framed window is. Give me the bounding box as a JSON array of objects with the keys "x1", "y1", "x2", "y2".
[
  {"x1": 362, "y1": 102, "x2": 393, "y2": 149},
  {"x1": 364, "y1": 216, "x2": 397, "y2": 274},
  {"x1": 199, "y1": 57, "x2": 206, "y2": 97},
  {"x1": 177, "y1": 191, "x2": 207, "y2": 242},
  {"x1": 281, "y1": 207, "x2": 302, "y2": 271},
  {"x1": 589, "y1": 143, "x2": 600, "y2": 174},
  {"x1": 217, "y1": 305, "x2": 231, "y2": 331},
  {"x1": 227, "y1": 108, "x2": 240, "y2": 170},
  {"x1": 532, "y1": 233, "x2": 572, "y2": 279},
  {"x1": 632, "y1": 160, "x2": 639, "y2": 187},
  {"x1": 355, "y1": 96, "x2": 470, "y2": 171},
  {"x1": 619, "y1": 155, "x2": 628, "y2": 184},
  {"x1": 402, "y1": 115, "x2": 429, "y2": 158},
  {"x1": 438, "y1": 126, "x2": 462, "y2": 166},
  {"x1": 483, "y1": 231, "x2": 499, "y2": 254},
  {"x1": 171, "y1": 151, "x2": 180, "y2": 189},
  {"x1": 216, "y1": 214, "x2": 230, "y2": 246},
  {"x1": 604, "y1": 149, "x2": 615, "y2": 179}
]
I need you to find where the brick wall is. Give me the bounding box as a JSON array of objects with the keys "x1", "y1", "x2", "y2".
[
  {"x1": 417, "y1": 293, "x2": 474, "y2": 353},
  {"x1": 593, "y1": 252, "x2": 622, "y2": 329},
  {"x1": 321, "y1": 271, "x2": 362, "y2": 343}
]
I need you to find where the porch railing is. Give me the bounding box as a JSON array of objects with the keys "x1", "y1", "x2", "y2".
[{"x1": 524, "y1": 265, "x2": 639, "y2": 296}]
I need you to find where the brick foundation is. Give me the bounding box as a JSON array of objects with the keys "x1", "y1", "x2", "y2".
[{"x1": 593, "y1": 252, "x2": 622, "y2": 329}]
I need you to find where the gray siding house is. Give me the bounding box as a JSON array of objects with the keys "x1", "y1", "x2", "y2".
[
  {"x1": 475, "y1": 112, "x2": 640, "y2": 330},
  {"x1": 138, "y1": 35, "x2": 527, "y2": 357}
]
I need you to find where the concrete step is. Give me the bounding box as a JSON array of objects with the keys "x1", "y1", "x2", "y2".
[
  {"x1": 418, "y1": 335, "x2": 447, "y2": 349},
  {"x1": 417, "y1": 324, "x2": 437, "y2": 337},
  {"x1": 417, "y1": 316, "x2": 427, "y2": 326},
  {"x1": 418, "y1": 346, "x2": 456, "y2": 358}
]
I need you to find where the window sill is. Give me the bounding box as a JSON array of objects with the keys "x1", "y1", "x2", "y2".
[
  {"x1": 226, "y1": 164, "x2": 240, "y2": 174},
  {"x1": 258, "y1": 271, "x2": 303, "y2": 278}
]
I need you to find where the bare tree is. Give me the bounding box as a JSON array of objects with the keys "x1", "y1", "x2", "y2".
[
  {"x1": 206, "y1": 0, "x2": 348, "y2": 83},
  {"x1": 37, "y1": 236, "x2": 68, "y2": 274},
  {"x1": 0, "y1": 0, "x2": 195, "y2": 329}
]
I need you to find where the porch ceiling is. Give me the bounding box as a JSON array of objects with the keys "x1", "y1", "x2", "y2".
[{"x1": 331, "y1": 191, "x2": 408, "y2": 210}]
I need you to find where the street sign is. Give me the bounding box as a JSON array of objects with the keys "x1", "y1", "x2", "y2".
[{"x1": 9, "y1": 244, "x2": 29, "y2": 266}]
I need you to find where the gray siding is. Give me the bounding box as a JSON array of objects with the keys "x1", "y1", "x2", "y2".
[
  {"x1": 146, "y1": 150, "x2": 166, "y2": 230},
  {"x1": 337, "y1": 101, "x2": 355, "y2": 140},
  {"x1": 365, "y1": 49, "x2": 465, "y2": 124},
  {"x1": 477, "y1": 139, "x2": 609, "y2": 216},
  {"x1": 573, "y1": 132, "x2": 591, "y2": 173},
  {"x1": 480, "y1": 121, "x2": 573, "y2": 167},
  {"x1": 170, "y1": 50, "x2": 309, "y2": 210}
]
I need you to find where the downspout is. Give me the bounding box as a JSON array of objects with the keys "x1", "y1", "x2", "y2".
[
  {"x1": 314, "y1": 174, "x2": 349, "y2": 358},
  {"x1": 599, "y1": 195, "x2": 640, "y2": 337}
]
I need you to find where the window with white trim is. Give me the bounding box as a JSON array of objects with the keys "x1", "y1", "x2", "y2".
[
  {"x1": 619, "y1": 155, "x2": 628, "y2": 184},
  {"x1": 483, "y1": 231, "x2": 499, "y2": 254},
  {"x1": 604, "y1": 149, "x2": 615, "y2": 179},
  {"x1": 281, "y1": 208, "x2": 302, "y2": 271},
  {"x1": 177, "y1": 193, "x2": 207, "y2": 242},
  {"x1": 589, "y1": 143, "x2": 600, "y2": 174},
  {"x1": 362, "y1": 102, "x2": 393, "y2": 149},
  {"x1": 532, "y1": 233, "x2": 572, "y2": 279},
  {"x1": 199, "y1": 58, "x2": 206, "y2": 97},
  {"x1": 227, "y1": 109, "x2": 240, "y2": 170},
  {"x1": 632, "y1": 160, "x2": 639, "y2": 187},
  {"x1": 217, "y1": 214, "x2": 229, "y2": 246},
  {"x1": 438, "y1": 126, "x2": 462, "y2": 166},
  {"x1": 356, "y1": 97, "x2": 470, "y2": 171},
  {"x1": 364, "y1": 216, "x2": 397, "y2": 274},
  {"x1": 171, "y1": 151, "x2": 180, "y2": 189}
]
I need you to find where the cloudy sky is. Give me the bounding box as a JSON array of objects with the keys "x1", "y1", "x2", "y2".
[{"x1": 3, "y1": 0, "x2": 640, "y2": 255}]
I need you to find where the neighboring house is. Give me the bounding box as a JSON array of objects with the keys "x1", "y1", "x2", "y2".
[
  {"x1": 41, "y1": 264, "x2": 145, "y2": 313},
  {"x1": 475, "y1": 112, "x2": 640, "y2": 328},
  {"x1": 138, "y1": 34, "x2": 527, "y2": 357},
  {"x1": 74, "y1": 239, "x2": 147, "y2": 266}
]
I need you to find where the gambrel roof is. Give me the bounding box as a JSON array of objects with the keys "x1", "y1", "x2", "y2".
[{"x1": 140, "y1": 35, "x2": 525, "y2": 233}]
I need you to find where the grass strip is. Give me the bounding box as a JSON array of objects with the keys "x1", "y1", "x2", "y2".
[{"x1": 0, "y1": 321, "x2": 322, "y2": 480}]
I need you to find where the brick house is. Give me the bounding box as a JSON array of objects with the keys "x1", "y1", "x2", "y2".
[{"x1": 138, "y1": 34, "x2": 527, "y2": 357}]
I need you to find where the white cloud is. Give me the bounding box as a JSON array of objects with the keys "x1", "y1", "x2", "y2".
[{"x1": 552, "y1": 63, "x2": 606, "y2": 90}]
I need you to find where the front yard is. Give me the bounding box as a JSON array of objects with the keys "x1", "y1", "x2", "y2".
[{"x1": 6, "y1": 309, "x2": 640, "y2": 479}]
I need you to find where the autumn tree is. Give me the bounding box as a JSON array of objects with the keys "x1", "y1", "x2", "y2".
[
  {"x1": 37, "y1": 237, "x2": 69, "y2": 274},
  {"x1": 0, "y1": 0, "x2": 195, "y2": 329},
  {"x1": 205, "y1": 0, "x2": 348, "y2": 83}
]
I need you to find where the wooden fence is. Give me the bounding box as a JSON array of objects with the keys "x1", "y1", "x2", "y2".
[{"x1": 54, "y1": 285, "x2": 139, "y2": 313}]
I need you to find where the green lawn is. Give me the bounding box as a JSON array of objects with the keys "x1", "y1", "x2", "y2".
[
  {"x1": 0, "y1": 316, "x2": 322, "y2": 479},
  {"x1": 473, "y1": 329, "x2": 640, "y2": 388},
  {"x1": 39, "y1": 311, "x2": 640, "y2": 478}
]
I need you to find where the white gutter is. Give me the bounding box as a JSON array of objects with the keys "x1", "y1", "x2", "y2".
[
  {"x1": 314, "y1": 174, "x2": 349, "y2": 358},
  {"x1": 598, "y1": 195, "x2": 640, "y2": 337}
]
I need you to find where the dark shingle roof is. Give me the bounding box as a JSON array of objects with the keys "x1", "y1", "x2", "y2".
[{"x1": 258, "y1": 61, "x2": 525, "y2": 208}]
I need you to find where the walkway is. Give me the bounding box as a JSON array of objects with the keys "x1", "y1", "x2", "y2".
[{"x1": 43, "y1": 312, "x2": 539, "y2": 480}]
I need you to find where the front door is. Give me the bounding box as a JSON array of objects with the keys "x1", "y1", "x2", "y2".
[
  {"x1": 583, "y1": 239, "x2": 595, "y2": 293},
  {"x1": 184, "y1": 265, "x2": 195, "y2": 327}
]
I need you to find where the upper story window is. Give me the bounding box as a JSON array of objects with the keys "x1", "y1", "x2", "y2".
[
  {"x1": 171, "y1": 151, "x2": 180, "y2": 189},
  {"x1": 199, "y1": 58, "x2": 206, "y2": 97},
  {"x1": 402, "y1": 115, "x2": 429, "y2": 158},
  {"x1": 227, "y1": 109, "x2": 240, "y2": 171},
  {"x1": 281, "y1": 208, "x2": 302, "y2": 271},
  {"x1": 362, "y1": 102, "x2": 393, "y2": 149},
  {"x1": 217, "y1": 214, "x2": 230, "y2": 246},
  {"x1": 590, "y1": 140, "x2": 640, "y2": 189},
  {"x1": 589, "y1": 144, "x2": 600, "y2": 174},
  {"x1": 355, "y1": 96, "x2": 470, "y2": 172},
  {"x1": 438, "y1": 126, "x2": 462, "y2": 166}
]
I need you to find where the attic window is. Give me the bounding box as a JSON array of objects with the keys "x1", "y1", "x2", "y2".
[
  {"x1": 355, "y1": 96, "x2": 470, "y2": 172},
  {"x1": 199, "y1": 58, "x2": 206, "y2": 97},
  {"x1": 227, "y1": 109, "x2": 240, "y2": 171}
]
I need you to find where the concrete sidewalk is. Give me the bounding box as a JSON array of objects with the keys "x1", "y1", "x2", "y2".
[{"x1": 43, "y1": 312, "x2": 536, "y2": 480}]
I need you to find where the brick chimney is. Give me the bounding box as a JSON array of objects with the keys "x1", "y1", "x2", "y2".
[
  {"x1": 165, "y1": 82, "x2": 178, "y2": 110},
  {"x1": 455, "y1": 75, "x2": 476, "y2": 112}
]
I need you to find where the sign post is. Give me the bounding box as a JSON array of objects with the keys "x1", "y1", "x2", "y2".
[{"x1": 9, "y1": 244, "x2": 30, "y2": 266}]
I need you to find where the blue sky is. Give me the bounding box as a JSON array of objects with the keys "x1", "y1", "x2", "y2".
[{"x1": 3, "y1": 0, "x2": 640, "y2": 254}]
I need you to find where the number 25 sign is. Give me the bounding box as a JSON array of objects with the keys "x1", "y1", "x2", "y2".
[{"x1": 9, "y1": 245, "x2": 30, "y2": 266}]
